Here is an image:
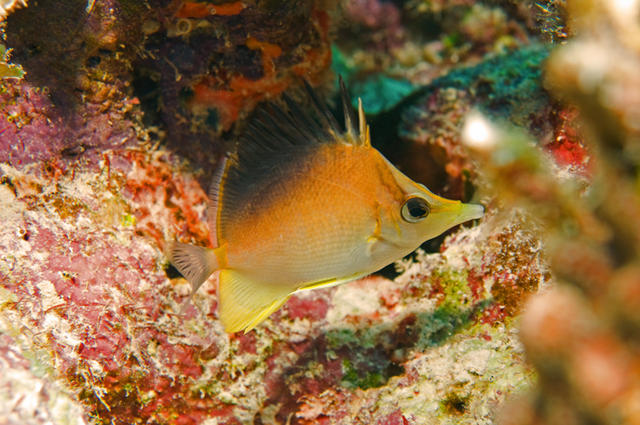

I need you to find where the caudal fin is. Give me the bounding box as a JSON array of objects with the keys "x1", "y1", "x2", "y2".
[{"x1": 168, "y1": 242, "x2": 219, "y2": 294}]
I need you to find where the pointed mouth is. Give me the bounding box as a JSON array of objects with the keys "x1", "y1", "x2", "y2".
[{"x1": 456, "y1": 203, "x2": 485, "y2": 223}]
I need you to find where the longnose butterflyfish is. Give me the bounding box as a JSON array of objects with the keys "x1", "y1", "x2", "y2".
[{"x1": 169, "y1": 79, "x2": 484, "y2": 333}]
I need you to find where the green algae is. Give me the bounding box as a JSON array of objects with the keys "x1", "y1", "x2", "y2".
[
  {"x1": 429, "y1": 43, "x2": 551, "y2": 124},
  {"x1": 415, "y1": 306, "x2": 475, "y2": 350},
  {"x1": 398, "y1": 43, "x2": 552, "y2": 141},
  {"x1": 324, "y1": 270, "x2": 495, "y2": 390},
  {"x1": 341, "y1": 358, "x2": 391, "y2": 390},
  {"x1": 121, "y1": 212, "x2": 136, "y2": 227},
  {"x1": 331, "y1": 44, "x2": 416, "y2": 115},
  {"x1": 435, "y1": 269, "x2": 473, "y2": 313},
  {"x1": 326, "y1": 324, "x2": 404, "y2": 390},
  {"x1": 442, "y1": 33, "x2": 464, "y2": 51},
  {"x1": 351, "y1": 75, "x2": 415, "y2": 115},
  {"x1": 0, "y1": 44, "x2": 24, "y2": 79},
  {"x1": 326, "y1": 326, "x2": 381, "y2": 351},
  {"x1": 413, "y1": 269, "x2": 491, "y2": 349}
]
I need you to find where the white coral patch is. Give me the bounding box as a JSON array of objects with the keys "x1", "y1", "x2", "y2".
[
  {"x1": 326, "y1": 277, "x2": 398, "y2": 324},
  {"x1": 36, "y1": 280, "x2": 63, "y2": 311}
]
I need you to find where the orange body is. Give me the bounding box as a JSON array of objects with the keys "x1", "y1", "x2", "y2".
[{"x1": 222, "y1": 144, "x2": 402, "y2": 285}]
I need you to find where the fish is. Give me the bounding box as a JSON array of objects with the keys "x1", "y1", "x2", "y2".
[{"x1": 169, "y1": 78, "x2": 484, "y2": 333}]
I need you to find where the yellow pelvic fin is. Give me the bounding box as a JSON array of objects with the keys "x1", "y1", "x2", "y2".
[
  {"x1": 297, "y1": 277, "x2": 340, "y2": 291},
  {"x1": 218, "y1": 270, "x2": 293, "y2": 333},
  {"x1": 295, "y1": 273, "x2": 365, "y2": 293}
]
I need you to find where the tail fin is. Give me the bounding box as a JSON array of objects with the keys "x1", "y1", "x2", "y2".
[{"x1": 168, "y1": 242, "x2": 219, "y2": 294}]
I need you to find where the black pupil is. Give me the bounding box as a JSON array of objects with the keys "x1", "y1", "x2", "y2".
[{"x1": 408, "y1": 199, "x2": 427, "y2": 217}]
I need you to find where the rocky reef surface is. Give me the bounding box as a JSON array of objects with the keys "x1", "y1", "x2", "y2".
[{"x1": 1, "y1": 1, "x2": 637, "y2": 424}]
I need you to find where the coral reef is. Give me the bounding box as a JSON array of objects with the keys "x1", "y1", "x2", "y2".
[
  {"x1": 3, "y1": 0, "x2": 332, "y2": 174},
  {"x1": 389, "y1": 43, "x2": 553, "y2": 199},
  {"x1": 4, "y1": 0, "x2": 633, "y2": 424},
  {"x1": 336, "y1": 0, "x2": 542, "y2": 88},
  {"x1": 462, "y1": 2, "x2": 640, "y2": 424},
  {"x1": 0, "y1": 151, "x2": 542, "y2": 423}
]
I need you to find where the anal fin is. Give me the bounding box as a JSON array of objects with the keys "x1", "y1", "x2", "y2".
[{"x1": 218, "y1": 270, "x2": 293, "y2": 333}]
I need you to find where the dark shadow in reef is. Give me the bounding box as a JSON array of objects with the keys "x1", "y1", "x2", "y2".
[
  {"x1": 369, "y1": 87, "x2": 450, "y2": 192},
  {"x1": 3, "y1": 0, "x2": 150, "y2": 166},
  {"x1": 131, "y1": 31, "x2": 229, "y2": 189},
  {"x1": 128, "y1": 2, "x2": 319, "y2": 190},
  {"x1": 262, "y1": 299, "x2": 492, "y2": 424},
  {"x1": 5, "y1": 0, "x2": 89, "y2": 111}
]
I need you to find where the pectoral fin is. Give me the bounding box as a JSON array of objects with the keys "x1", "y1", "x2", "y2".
[{"x1": 218, "y1": 270, "x2": 293, "y2": 333}]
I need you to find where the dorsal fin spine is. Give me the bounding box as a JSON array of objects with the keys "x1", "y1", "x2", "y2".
[
  {"x1": 358, "y1": 98, "x2": 367, "y2": 146},
  {"x1": 339, "y1": 76, "x2": 357, "y2": 142}
]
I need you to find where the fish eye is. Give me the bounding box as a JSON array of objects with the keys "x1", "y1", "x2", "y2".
[{"x1": 401, "y1": 197, "x2": 430, "y2": 223}]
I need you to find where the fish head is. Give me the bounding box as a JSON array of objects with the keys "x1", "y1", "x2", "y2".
[{"x1": 377, "y1": 154, "x2": 485, "y2": 251}]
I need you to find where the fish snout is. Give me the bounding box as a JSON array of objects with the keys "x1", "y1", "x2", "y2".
[{"x1": 456, "y1": 202, "x2": 485, "y2": 223}]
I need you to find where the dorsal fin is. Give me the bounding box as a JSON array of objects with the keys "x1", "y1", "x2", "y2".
[
  {"x1": 207, "y1": 156, "x2": 227, "y2": 248},
  {"x1": 209, "y1": 78, "x2": 368, "y2": 241},
  {"x1": 303, "y1": 80, "x2": 341, "y2": 138}
]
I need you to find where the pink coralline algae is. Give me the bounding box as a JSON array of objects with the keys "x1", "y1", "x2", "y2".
[
  {"x1": 1, "y1": 149, "x2": 217, "y2": 424},
  {"x1": 0, "y1": 80, "x2": 139, "y2": 168},
  {"x1": 342, "y1": 0, "x2": 406, "y2": 50},
  {"x1": 545, "y1": 107, "x2": 591, "y2": 175}
]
